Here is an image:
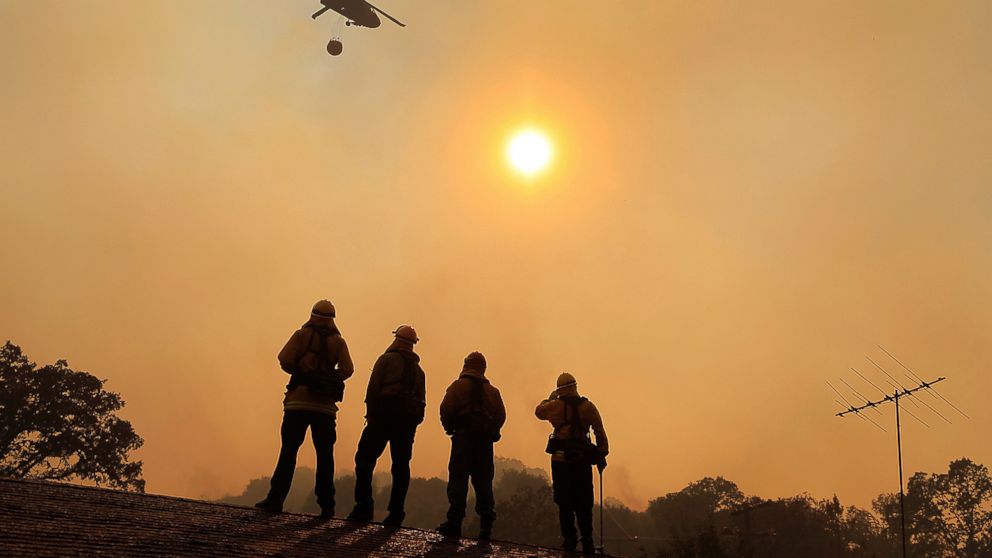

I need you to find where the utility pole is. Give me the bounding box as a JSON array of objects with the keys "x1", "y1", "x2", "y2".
[{"x1": 830, "y1": 347, "x2": 967, "y2": 558}]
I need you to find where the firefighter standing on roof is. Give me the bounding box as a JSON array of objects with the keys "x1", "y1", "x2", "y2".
[
  {"x1": 255, "y1": 300, "x2": 354, "y2": 518},
  {"x1": 536, "y1": 372, "x2": 609, "y2": 554},
  {"x1": 346, "y1": 325, "x2": 426, "y2": 527},
  {"x1": 435, "y1": 352, "x2": 506, "y2": 540}
]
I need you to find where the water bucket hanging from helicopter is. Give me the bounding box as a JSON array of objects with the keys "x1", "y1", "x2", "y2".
[{"x1": 326, "y1": 13, "x2": 345, "y2": 56}]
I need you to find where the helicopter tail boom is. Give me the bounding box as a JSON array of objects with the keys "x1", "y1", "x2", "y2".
[{"x1": 368, "y1": 2, "x2": 405, "y2": 27}]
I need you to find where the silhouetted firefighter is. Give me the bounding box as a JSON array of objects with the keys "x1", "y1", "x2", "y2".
[
  {"x1": 436, "y1": 352, "x2": 506, "y2": 539},
  {"x1": 347, "y1": 325, "x2": 426, "y2": 526},
  {"x1": 536, "y1": 372, "x2": 609, "y2": 554},
  {"x1": 255, "y1": 300, "x2": 354, "y2": 517}
]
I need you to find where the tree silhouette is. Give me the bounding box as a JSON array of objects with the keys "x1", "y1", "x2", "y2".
[
  {"x1": 0, "y1": 341, "x2": 144, "y2": 491},
  {"x1": 648, "y1": 476, "x2": 743, "y2": 558},
  {"x1": 492, "y1": 469, "x2": 559, "y2": 546},
  {"x1": 876, "y1": 458, "x2": 992, "y2": 558},
  {"x1": 748, "y1": 494, "x2": 886, "y2": 557}
]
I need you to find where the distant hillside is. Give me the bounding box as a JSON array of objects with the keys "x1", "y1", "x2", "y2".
[{"x1": 217, "y1": 457, "x2": 550, "y2": 534}]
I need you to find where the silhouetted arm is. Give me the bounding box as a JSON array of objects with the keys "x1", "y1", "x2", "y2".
[
  {"x1": 335, "y1": 338, "x2": 355, "y2": 380},
  {"x1": 535, "y1": 398, "x2": 558, "y2": 421},
  {"x1": 439, "y1": 380, "x2": 463, "y2": 432},
  {"x1": 365, "y1": 353, "x2": 392, "y2": 403},
  {"x1": 416, "y1": 367, "x2": 427, "y2": 405},
  {"x1": 490, "y1": 386, "x2": 507, "y2": 428},
  {"x1": 277, "y1": 330, "x2": 305, "y2": 374},
  {"x1": 412, "y1": 366, "x2": 427, "y2": 424}
]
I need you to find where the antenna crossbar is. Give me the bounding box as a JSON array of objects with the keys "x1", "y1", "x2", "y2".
[{"x1": 835, "y1": 377, "x2": 945, "y2": 417}]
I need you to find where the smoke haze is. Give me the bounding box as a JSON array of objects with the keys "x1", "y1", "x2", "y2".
[{"x1": 2, "y1": 1, "x2": 990, "y2": 510}]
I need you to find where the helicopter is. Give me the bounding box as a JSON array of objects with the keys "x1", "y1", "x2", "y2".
[{"x1": 311, "y1": 0, "x2": 405, "y2": 56}]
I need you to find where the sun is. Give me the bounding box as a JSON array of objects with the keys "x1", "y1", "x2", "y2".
[{"x1": 507, "y1": 129, "x2": 553, "y2": 177}]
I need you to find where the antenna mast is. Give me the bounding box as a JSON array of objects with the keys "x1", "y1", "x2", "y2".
[{"x1": 831, "y1": 347, "x2": 967, "y2": 558}]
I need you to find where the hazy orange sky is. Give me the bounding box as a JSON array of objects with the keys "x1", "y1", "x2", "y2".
[{"x1": 2, "y1": 1, "x2": 990, "y2": 511}]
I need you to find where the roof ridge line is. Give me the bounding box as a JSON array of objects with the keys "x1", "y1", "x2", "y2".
[
  {"x1": 1, "y1": 476, "x2": 614, "y2": 555},
  {"x1": 0, "y1": 477, "x2": 314, "y2": 516}
]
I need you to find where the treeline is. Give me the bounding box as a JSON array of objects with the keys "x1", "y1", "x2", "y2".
[{"x1": 220, "y1": 456, "x2": 991, "y2": 558}]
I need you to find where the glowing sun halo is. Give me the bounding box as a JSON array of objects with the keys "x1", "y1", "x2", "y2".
[{"x1": 507, "y1": 129, "x2": 553, "y2": 177}]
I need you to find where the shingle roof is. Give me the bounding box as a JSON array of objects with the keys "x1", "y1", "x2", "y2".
[{"x1": 0, "y1": 478, "x2": 580, "y2": 557}]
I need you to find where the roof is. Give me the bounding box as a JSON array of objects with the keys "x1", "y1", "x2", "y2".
[{"x1": 0, "y1": 478, "x2": 577, "y2": 557}]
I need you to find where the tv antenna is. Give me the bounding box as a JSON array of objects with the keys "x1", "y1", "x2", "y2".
[{"x1": 829, "y1": 346, "x2": 968, "y2": 558}]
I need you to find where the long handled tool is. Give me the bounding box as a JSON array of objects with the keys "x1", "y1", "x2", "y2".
[{"x1": 597, "y1": 467, "x2": 605, "y2": 555}]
